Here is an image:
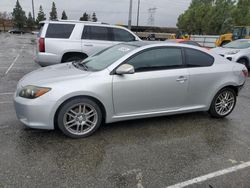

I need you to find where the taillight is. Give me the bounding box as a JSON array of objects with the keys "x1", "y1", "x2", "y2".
[
  {"x1": 242, "y1": 69, "x2": 248, "y2": 77},
  {"x1": 39, "y1": 38, "x2": 45, "y2": 52}
]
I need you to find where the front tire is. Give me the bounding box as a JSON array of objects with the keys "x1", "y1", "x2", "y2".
[
  {"x1": 209, "y1": 88, "x2": 236, "y2": 118},
  {"x1": 238, "y1": 58, "x2": 249, "y2": 69},
  {"x1": 57, "y1": 97, "x2": 102, "y2": 138}
]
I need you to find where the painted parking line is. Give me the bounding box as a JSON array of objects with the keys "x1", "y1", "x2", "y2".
[
  {"x1": 166, "y1": 161, "x2": 250, "y2": 188},
  {"x1": 0, "y1": 101, "x2": 12, "y2": 104},
  {"x1": 5, "y1": 54, "x2": 20, "y2": 75},
  {"x1": 5, "y1": 45, "x2": 24, "y2": 75},
  {"x1": 0, "y1": 92, "x2": 14, "y2": 95}
]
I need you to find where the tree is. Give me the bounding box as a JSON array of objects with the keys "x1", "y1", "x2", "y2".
[
  {"x1": 80, "y1": 12, "x2": 89, "y2": 21},
  {"x1": 92, "y1": 12, "x2": 98, "y2": 22},
  {"x1": 177, "y1": 0, "x2": 212, "y2": 34},
  {"x1": 36, "y1": 5, "x2": 46, "y2": 24},
  {"x1": 177, "y1": 0, "x2": 235, "y2": 35},
  {"x1": 0, "y1": 12, "x2": 8, "y2": 31},
  {"x1": 12, "y1": 0, "x2": 26, "y2": 29},
  {"x1": 207, "y1": 0, "x2": 235, "y2": 34},
  {"x1": 49, "y1": 2, "x2": 58, "y2": 20},
  {"x1": 233, "y1": 0, "x2": 250, "y2": 25},
  {"x1": 61, "y1": 10, "x2": 68, "y2": 20},
  {"x1": 27, "y1": 12, "x2": 35, "y2": 28}
]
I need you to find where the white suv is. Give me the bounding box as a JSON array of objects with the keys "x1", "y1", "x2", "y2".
[{"x1": 36, "y1": 20, "x2": 141, "y2": 66}]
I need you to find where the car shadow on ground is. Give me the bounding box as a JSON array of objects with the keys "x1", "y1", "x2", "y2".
[{"x1": 18, "y1": 111, "x2": 230, "y2": 141}]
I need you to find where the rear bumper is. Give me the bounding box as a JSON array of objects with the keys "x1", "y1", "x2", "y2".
[
  {"x1": 237, "y1": 83, "x2": 246, "y2": 94},
  {"x1": 35, "y1": 52, "x2": 61, "y2": 66}
]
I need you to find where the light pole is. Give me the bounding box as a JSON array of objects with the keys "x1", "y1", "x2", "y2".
[
  {"x1": 136, "y1": 0, "x2": 140, "y2": 28},
  {"x1": 32, "y1": 0, "x2": 35, "y2": 20},
  {"x1": 128, "y1": 0, "x2": 133, "y2": 30}
]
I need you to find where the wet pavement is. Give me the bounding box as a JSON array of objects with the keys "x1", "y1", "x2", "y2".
[{"x1": 0, "y1": 33, "x2": 250, "y2": 188}]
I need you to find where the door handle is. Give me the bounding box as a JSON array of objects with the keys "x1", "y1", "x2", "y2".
[{"x1": 176, "y1": 76, "x2": 188, "y2": 82}]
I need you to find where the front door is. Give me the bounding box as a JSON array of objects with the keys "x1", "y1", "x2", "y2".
[{"x1": 112, "y1": 47, "x2": 189, "y2": 116}]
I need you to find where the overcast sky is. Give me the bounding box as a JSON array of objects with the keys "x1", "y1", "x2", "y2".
[{"x1": 0, "y1": 0, "x2": 191, "y2": 27}]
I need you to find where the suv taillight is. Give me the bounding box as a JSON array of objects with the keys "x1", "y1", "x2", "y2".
[
  {"x1": 39, "y1": 38, "x2": 45, "y2": 52},
  {"x1": 242, "y1": 69, "x2": 248, "y2": 78}
]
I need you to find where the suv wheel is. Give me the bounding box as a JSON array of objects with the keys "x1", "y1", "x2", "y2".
[
  {"x1": 57, "y1": 97, "x2": 102, "y2": 138},
  {"x1": 238, "y1": 58, "x2": 249, "y2": 69},
  {"x1": 209, "y1": 88, "x2": 236, "y2": 118},
  {"x1": 62, "y1": 54, "x2": 87, "y2": 63}
]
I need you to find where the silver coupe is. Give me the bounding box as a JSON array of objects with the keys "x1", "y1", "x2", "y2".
[{"x1": 14, "y1": 42, "x2": 248, "y2": 138}]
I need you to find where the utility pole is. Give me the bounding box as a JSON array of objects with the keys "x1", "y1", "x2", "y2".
[
  {"x1": 148, "y1": 7, "x2": 157, "y2": 26},
  {"x1": 32, "y1": 0, "x2": 35, "y2": 20},
  {"x1": 128, "y1": 0, "x2": 133, "y2": 30},
  {"x1": 136, "y1": 0, "x2": 140, "y2": 28}
]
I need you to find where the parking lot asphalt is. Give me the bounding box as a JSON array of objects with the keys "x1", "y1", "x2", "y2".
[{"x1": 0, "y1": 33, "x2": 250, "y2": 188}]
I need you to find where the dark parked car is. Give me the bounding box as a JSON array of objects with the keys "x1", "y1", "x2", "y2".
[{"x1": 8, "y1": 29, "x2": 25, "y2": 34}]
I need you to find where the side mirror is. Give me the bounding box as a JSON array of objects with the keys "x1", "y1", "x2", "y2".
[{"x1": 116, "y1": 64, "x2": 135, "y2": 75}]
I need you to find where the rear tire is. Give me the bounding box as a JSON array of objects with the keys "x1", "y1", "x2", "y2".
[
  {"x1": 62, "y1": 53, "x2": 88, "y2": 63},
  {"x1": 57, "y1": 97, "x2": 102, "y2": 138},
  {"x1": 63, "y1": 56, "x2": 83, "y2": 63},
  {"x1": 209, "y1": 88, "x2": 236, "y2": 118}
]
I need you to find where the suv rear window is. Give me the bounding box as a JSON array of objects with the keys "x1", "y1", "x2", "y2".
[
  {"x1": 82, "y1": 26, "x2": 110, "y2": 41},
  {"x1": 111, "y1": 28, "x2": 135, "y2": 42},
  {"x1": 46, "y1": 23, "x2": 75, "y2": 38}
]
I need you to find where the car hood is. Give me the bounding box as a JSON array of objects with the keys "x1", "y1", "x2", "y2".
[
  {"x1": 211, "y1": 47, "x2": 242, "y2": 55},
  {"x1": 19, "y1": 62, "x2": 91, "y2": 86}
]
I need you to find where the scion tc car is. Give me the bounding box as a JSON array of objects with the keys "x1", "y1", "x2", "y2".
[{"x1": 14, "y1": 42, "x2": 248, "y2": 138}]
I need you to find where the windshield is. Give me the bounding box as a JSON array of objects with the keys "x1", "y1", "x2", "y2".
[
  {"x1": 223, "y1": 40, "x2": 250, "y2": 49},
  {"x1": 79, "y1": 44, "x2": 138, "y2": 71}
]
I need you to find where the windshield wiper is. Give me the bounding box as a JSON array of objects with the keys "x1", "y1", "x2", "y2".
[
  {"x1": 72, "y1": 61, "x2": 79, "y2": 68},
  {"x1": 78, "y1": 63, "x2": 89, "y2": 71},
  {"x1": 72, "y1": 61, "x2": 88, "y2": 71}
]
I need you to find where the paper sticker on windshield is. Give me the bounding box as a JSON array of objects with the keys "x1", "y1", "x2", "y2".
[{"x1": 118, "y1": 47, "x2": 130, "y2": 52}]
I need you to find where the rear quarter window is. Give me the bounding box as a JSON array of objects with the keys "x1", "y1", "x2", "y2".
[
  {"x1": 45, "y1": 23, "x2": 75, "y2": 39},
  {"x1": 185, "y1": 48, "x2": 214, "y2": 67},
  {"x1": 111, "y1": 28, "x2": 135, "y2": 42}
]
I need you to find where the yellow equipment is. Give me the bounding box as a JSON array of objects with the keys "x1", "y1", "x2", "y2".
[
  {"x1": 215, "y1": 26, "x2": 250, "y2": 46},
  {"x1": 170, "y1": 30, "x2": 190, "y2": 40}
]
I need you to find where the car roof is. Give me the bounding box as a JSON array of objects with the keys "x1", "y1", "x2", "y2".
[
  {"x1": 124, "y1": 41, "x2": 207, "y2": 52},
  {"x1": 234, "y1": 39, "x2": 250, "y2": 42},
  {"x1": 39, "y1": 20, "x2": 109, "y2": 25},
  {"x1": 126, "y1": 41, "x2": 163, "y2": 47},
  {"x1": 39, "y1": 20, "x2": 135, "y2": 31}
]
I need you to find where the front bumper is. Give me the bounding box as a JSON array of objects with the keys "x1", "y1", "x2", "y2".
[{"x1": 14, "y1": 94, "x2": 56, "y2": 130}]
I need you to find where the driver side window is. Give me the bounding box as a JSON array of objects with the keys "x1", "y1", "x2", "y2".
[{"x1": 126, "y1": 47, "x2": 183, "y2": 72}]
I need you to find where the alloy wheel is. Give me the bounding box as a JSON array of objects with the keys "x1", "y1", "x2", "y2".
[
  {"x1": 63, "y1": 103, "x2": 98, "y2": 136},
  {"x1": 215, "y1": 90, "x2": 235, "y2": 116}
]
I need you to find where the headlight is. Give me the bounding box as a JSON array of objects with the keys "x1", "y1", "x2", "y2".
[
  {"x1": 226, "y1": 50, "x2": 240, "y2": 55},
  {"x1": 19, "y1": 85, "x2": 51, "y2": 99}
]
